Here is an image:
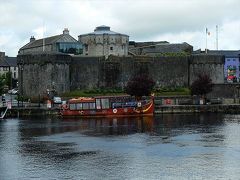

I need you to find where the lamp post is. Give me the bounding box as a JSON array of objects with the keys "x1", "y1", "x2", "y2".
[
  {"x1": 236, "y1": 85, "x2": 240, "y2": 104},
  {"x1": 20, "y1": 62, "x2": 24, "y2": 107}
]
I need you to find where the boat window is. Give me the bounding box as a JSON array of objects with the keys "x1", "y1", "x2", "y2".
[
  {"x1": 89, "y1": 103, "x2": 96, "y2": 109},
  {"x1": 69, "y1": 103, "x2": 76, "y2": 110},
  {"x1": 82, "y1": 103, "x2": 89, "y2": 110},
  {"x1": 76, "y1": 103, "x2": 82, "y2": 110},
  {"x1": 101, "y1": 98, "x2": 110, "y2": 109},
  {"x1": 96, "y1": 99, "x2": 101, "y2": 109}
]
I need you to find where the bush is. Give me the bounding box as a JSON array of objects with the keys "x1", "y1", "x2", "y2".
[
  {"x1": 125, "y1": 74, "x2": 155, "y2": 98},
  {"x1": 190, "y1": 74, "x2": 213, "y2": 96}
]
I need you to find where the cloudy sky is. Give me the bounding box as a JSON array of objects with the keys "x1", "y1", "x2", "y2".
[{"x1": 0, "y1": 0, "x2": 240, "y2": 56}]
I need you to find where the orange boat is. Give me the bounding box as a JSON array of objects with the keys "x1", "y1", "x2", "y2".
[{"x1": 60, "y1": 95, "x2": 154, "y2": 117}]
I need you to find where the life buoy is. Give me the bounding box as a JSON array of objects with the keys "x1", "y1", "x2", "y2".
[
  {"x1": 79, "y1": 111, "x2": 84, "y2": 115},
  {"x1": 137, "y1": 102, "x2": 142, "y2": 107},
  {"x1": 113, "y1": 109, "x2": 117, "y2": 114}
]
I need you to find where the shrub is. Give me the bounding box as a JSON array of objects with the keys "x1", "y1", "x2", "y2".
[
  {"x1": 190, "y1": 74, "x2": 213, "y2": 96},
  {"x1": 125, "y1": 74, "x2": 155, "y2": 99}
]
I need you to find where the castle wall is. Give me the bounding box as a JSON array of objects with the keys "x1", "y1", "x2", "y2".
[
  {"x1": 189, "y1": 55, "x2": 224, "y2": 84},
  {"x1": 17, "y1": 53, "x2": 71, "y2": 97},
  {"x1": 18, "y1": 53, "x2": 226, "y2": 98},
  {"x1": 151, "y1": 56, "x2": 189, "y2": 87}
]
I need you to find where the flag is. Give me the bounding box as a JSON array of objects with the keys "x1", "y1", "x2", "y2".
[{"x1": 206, "y1": 28, "x2": 210, "y2": 35}]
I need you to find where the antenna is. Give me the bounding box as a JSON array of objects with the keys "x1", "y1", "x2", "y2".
[{"x1": 216, "y1": 25, "x2": 218, "y2": 50}]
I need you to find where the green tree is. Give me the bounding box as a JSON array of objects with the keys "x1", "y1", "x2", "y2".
[
  {"x1": 125, "y1": 74, "x2": 155, "y2": 99},
  {"x1": 5, "y1": 71, "x2": 12, "y2": 89},
  {"x1": 0, "y1": 75, "x2": 5, "y2": 94},
  {"x1": 190, "y1": 74, "x2": 213, "y2": 96}
]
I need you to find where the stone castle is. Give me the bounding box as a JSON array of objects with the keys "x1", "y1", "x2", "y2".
[{"x1": 17, "y1": 26, "x2": 227, "y2": 98}]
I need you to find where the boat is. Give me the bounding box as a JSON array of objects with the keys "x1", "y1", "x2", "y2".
[
  {"x1": 60, "y1": 95, "x2": 154, "y2": 117},
  {"x1": 0, "y1": 107, "x2": 8, "y2": 119}
]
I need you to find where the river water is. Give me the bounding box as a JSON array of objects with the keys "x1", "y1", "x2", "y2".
[{"x1": 0, "y1": 113, "x2": 240, "y2": 180}]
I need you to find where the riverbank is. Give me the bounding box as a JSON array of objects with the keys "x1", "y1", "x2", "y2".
[{"x1": 3, "y1": 103, "x2": 240, "y2": 118}]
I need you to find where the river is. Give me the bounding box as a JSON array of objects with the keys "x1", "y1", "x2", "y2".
[{"x1": 0, "y1": 113, "x2": 240, "y2": 179}]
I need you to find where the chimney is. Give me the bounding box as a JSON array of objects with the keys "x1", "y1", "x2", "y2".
[
  {"x1": 0, "y1": 52, "x2": 5, "y2": 60},
  {"x1": 30, "y1": 36, "x2": 35, "y2": 42},
  {"x1": 63, "y1": 28, "x2": 69, "y2": 35}
]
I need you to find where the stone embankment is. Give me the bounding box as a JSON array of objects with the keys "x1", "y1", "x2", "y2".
[{"x1": 3, "y1": 102, "x2": 240, "y2": 118}]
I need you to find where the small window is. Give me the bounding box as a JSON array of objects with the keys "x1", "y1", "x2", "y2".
[
  {"x1": 14, "y1": 72, "x2": 16, "y2": 78},
  {"x1": 76, "y1": 103, "x2": 82, "y2": 110},
  {"x1": 101, "y1": 98, "x2": 110, "y2": 109},
  {"x1": 82, "y1": 103, "x2": 89, "y2": 110},
  {"x1": 85, "y1": 44, "x2": 88, "y2": 51},
  {"x1": 89, "y1": 103, "x2": 96, "y2": 109},
  {"x1": 69, "y1": 104, "x2": 76, "y2": 110},
  {"x1": 14, "y1": 67, "x2": 16, "y2": 70},
  {"x1": 96, "y1": 99, "x2": 101, "y2": 109},
  {"x1": 110, "y1": 47, "x2": 113, "y2": 50}
]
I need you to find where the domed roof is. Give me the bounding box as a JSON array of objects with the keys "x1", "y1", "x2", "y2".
[{"x1": 79, "y1": 25, "x2": 128, "y2": 36}]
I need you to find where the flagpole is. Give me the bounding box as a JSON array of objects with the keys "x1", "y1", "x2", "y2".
[
  {"x1": 205, "y1": 28, "x2": 208, "y2": 54},
  {"x1": 216, "y1": 25, "x2": 218, "y2": 50}
]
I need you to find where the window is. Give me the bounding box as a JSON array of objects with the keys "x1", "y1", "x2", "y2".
[
  {"x1": 76, "y1": 103, "x2": 82, "y2": 110},
  {"x1": 85, "y1": 44, "x2": 88, "y2": 51},
  {"x1": 14, "y1": 72, "x2": 16, "y2": 78},
  {"x1": 96, "y1": 99, "x2": 101, "y2": 109},
  {"x1": 110, "y1": 47, "x2": 113, "y2": 50},
  {"x1": 82, "y1": 103, "x2": 89, "y2": 110},
  {"x1": 57, "y1": 42, "x2": 83, "y2": 55},
  {"x1": 3, "y1": 67, "x2": 8, "y2": 71},
  {"x1": 14, "y1": 67, "x2": 16, "y2": 71},
  {"x1": 89, "y1": 103, "x2": 96, "y2": 109},
  {"x1": 69, "y1": 104, "x2": 76, "y2": 110},
  {"x1": 101, "y1": 98, "x2": 110, "y2": 109}
]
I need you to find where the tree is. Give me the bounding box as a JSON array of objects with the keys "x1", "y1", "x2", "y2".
[
  {"x1": 125, "y1": 74, "x2": 155, "y2": 99},
  {"x1": 5, "y1": 72, "x2": 12, "y2": 89},
  {"x1": 190, "y1": 74, "x2": 213, "y2": 96},
  {"x1": 0, "y1": 75, "x2": 5, "y2": 95}
]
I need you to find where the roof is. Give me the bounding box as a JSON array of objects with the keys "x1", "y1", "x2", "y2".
[
  {"x1": 20, "y1": 33, "x2": 78, "y2": 50},
  {"x1": 0, "y1": 56, "x2": 17, "y2": 67},
  {"x1": 79, "y1": 25, "x2": 128, "y2": 37},
  {"x1": 193, "y1": 50, "x2": 240, "y2": 57},
  {"x1": 6, "y1": 57, "x2": 17, "y2": 66}
]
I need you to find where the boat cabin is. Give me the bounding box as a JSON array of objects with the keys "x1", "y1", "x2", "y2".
[{"x1": 67, "y1": 96, "x2": 144, "y2": 111}]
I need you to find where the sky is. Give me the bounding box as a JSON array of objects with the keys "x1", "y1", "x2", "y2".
[{"x1": 0, "y1": 0, "x2": 240, "y2": 56}]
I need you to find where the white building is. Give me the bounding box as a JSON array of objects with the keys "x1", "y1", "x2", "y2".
[{"x1": 78, "y1": 25, "x2": 129, "y2": 58}]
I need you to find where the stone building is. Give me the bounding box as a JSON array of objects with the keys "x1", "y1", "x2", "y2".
[
  {"x1": 19, "y1": 28, "x2": 82, "y2": 55},
  {"x1": 129, "y1": 41, "x2": 193, "y2": 56},
  {"x1": 0, "y1": 51, "x2": 18, "y2": 88},
  {"x1": 78, "y1": 25, "x2": 129, "y2": 58}
]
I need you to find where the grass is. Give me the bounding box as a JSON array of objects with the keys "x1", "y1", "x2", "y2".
[
  {"x1": 61, "y1": 89, "x2": 126, "y2": 98},
  {"x1": 61, "y1": 87, "x2": 191, "y2": 98}
]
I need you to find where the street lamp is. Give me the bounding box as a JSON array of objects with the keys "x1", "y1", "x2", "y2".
[{"x1": 236, "y1": 85, "x2": 240, "y2": 103}]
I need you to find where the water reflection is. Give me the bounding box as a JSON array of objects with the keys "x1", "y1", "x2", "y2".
[{"x1": 1, "y1": 113, "x2": 240, "y2": 180}]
